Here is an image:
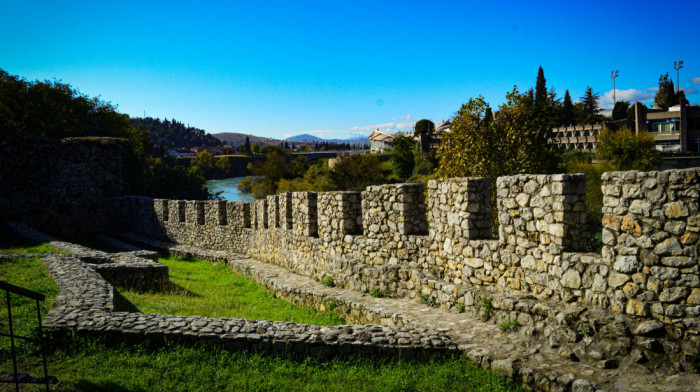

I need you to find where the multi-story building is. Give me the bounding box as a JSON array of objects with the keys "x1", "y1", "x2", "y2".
[
  {"x1": 548, "y1": 123, "x2": 603, "y2": 152},
  {"x1": 549, "y1": 101, "x2": 700, "y2": 153},
  {"x1": 633, "y1": 102, "x2": 700, "y2": 153},
  {"x1": 368, "y1": 129, "x2": 395, "y2": 152}
]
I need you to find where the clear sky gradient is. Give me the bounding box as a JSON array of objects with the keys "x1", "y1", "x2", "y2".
[{"x1": 2, "y1": 0, "x2": 699, "y2": 140}]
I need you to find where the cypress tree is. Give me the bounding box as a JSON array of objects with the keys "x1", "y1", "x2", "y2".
[
  {"x1": 562, "y1": 90, "x2": 575, "y2": 126},
  {"x1": 483, "y1": 107, "x2": 493, "y2": 125},
  {"x1": 534, "y1": 66, "x2": 547, "y2": 109},
  {"x1": 244, "y1": 137, "x2": 251, "y2": 153}
]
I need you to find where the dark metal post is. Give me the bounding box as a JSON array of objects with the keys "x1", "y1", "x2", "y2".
[
  {"x1": 6, "y1": 291, "x2": 20, "y2": 392},
  {"x1": 611, "y1": 70, "x2": 619, "y2": 105},
  {"x1": 36, "y1": 298, "x2": 49, "y2": 392},
  {"x1": 674, "y1": 60, "x2": 684, "y2": 95}
]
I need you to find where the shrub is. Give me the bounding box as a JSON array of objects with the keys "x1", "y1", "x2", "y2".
[
  {"x1": 499, "y1": 318, "x2": 518, "y2": 333},
  {"x1": 369, "y1": 287, "x2": 387, "y2": 298},
  {"x1": 322, "y1": 276, "x2": 335, "y2": 287},
  {"x1": 597, "y1": 126, "x2": 661, "y2": 171},
  {"x1": 479, "y1": 297, "x2": 493, "y2": 322}
]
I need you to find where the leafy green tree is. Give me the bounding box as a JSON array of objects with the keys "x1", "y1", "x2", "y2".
[
  {"x1": 597, "y1": 127, "x2": 661, "y2": 171},
  {"x1": 414, "y1": 119, "x2": 435, "y2": 152},
  {"x1": 193, "y1": 149, "x2": 216, "y2": 171},
  {"x1": 561, "y1": 90, "x2": 575, "y2": 126},
  {"x1": 438, "y1": 88, "x2": 554, "y2": 181},
  {"x1": 612, "y1": 100, "x2": 630, "y2": 121},
  {"x1": 390, "y1": 134, "x2": 416, "y2": 181},
  {"x1": 438, "y1": 91, "x2": 556, "y2": 228},
  {"x1": 655, "y1": 73, "x2": 677, "y2": 109},
  {"x1": 245, "y1": 151, "x2": 288, "y2": 198},
  {"x1": 251, "y1": 143, "x2": 261, "y2": 154},
  {"x1": 215, "y1": 156, "x2": 230, "y2": 176},
  {"x1": 190, "y1": 149, "x2": 231, "y2": 179},
  {"x1": 143, "y1": 160, "x2": 210, "y2": 200},
  {"x1": 328, "y1": 154, "x2": 385, "y2": 191}
]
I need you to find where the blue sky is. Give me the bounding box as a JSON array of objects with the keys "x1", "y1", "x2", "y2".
[{"x1": 2, "y1": 0, "x2": 699, "y2": 140}]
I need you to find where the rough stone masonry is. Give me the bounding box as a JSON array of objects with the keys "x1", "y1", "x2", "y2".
[{"x1": 107, "y1": 168, "x2": 698, "y2": 361}]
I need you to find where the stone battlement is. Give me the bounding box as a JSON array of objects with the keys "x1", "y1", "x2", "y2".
[{"x1": 108, "y1": 168, "x2": 699, "y2": 339}]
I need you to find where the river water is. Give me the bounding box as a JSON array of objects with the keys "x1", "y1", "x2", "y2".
[{"x1": 206, "y1": 177, "x2": 256, "y2": 202}]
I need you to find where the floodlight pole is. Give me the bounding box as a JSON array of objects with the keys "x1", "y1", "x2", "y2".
[
  {"x1": 611, "y1": 70, "x2": 619, "y2": 105},
  {"x1": 674, "y1": 60, "x2": 684, "y2": 94}
]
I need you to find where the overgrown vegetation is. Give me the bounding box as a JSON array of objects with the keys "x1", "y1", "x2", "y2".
[
  {"x1": 322, "y1": 276, "x2": 336, "y2": 287},
  {"x1": 479, "y1": 297, "x2": 493, "y2": 322},
  {"x1": 418, "y1": 293, "x2": 437, "y2": 308},
  {"x1": 498, "y1": 318, "x2": 518, "y2": 333},
  {"x1": 369, "y1": 287, "x2": 387, "y2": 298}
]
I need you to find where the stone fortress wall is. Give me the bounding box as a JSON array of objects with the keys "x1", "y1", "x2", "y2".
[
  {"x1": 111, "y1": 168, "x2": 699, "y2": 340},
  {"x1": 0, "y1": 128, "x2": 128, "y2": 237}
]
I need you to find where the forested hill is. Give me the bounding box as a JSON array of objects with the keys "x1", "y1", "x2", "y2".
[{"x1": 130, "y1": 117, "x2": 223, "y2": 149}]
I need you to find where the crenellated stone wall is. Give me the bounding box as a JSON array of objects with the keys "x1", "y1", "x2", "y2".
[{"x1": 109, "y1": 168, "x2": 700, "y2": 340}]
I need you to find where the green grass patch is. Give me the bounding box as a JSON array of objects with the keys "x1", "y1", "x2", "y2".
[
  {"x1": 0, "y1": 246, "x2": 527, "y2": 391},
  {"x1": 116, "y1": 257, "x2": 346, "y2": 325},
  {"x1": 0, "y1": 256, "x2": 59, "y2": 347},
  {"x1": 10, "y1": 335, "x2": 528, "y2": 392}
]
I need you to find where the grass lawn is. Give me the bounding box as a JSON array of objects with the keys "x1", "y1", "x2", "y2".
[
  {"x1": 116, "y1": 256, "x2": 346, "y2": 326},
  {"x1": 0, "y1": 227, "x2": 528, "y2": 392}
]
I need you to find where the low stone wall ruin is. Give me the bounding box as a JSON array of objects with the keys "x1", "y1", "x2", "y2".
[{"x1": 39, "y1": 251, "x2": 457, "y2": 359}]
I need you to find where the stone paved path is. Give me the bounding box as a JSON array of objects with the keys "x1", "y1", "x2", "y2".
[{"x1": 116, "y1": 233, "x2": 700, "y2": 392}]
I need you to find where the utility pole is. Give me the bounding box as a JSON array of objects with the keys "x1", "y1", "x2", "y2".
[
  {"x1": 610, "y1": 70, "x2": 619, "y2": 105},
  {"x1": 674, "y1": 60, "x2": 684, "y2": 94}
]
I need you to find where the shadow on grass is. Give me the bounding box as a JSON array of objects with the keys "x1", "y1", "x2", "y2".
[
  {"x1": 171, "y1": 254, "x2": 198, "y2": 262},
  {"x1": 113, "y1": 290, "x2": 141, "y2": 312},
  {"x1": 114, "y1": 280, "x2": 201, "y2": 311},
  {"x1": 0, "y1": 223, "x2": 43, "y2": 250},
  {"x1": 70, "y1": 238, "x2": 123, "y2": 253},
  {"x1": 76, "y1": 380, "x2": 146, "y2": 392}
]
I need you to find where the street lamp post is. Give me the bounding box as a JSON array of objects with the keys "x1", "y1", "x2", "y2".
[
  {"x1": 611, "y1": 70, "x2": 619, "y2": 105},
  {"x1": 674, "y1": 60, "x2": 684, "y2": 94}
]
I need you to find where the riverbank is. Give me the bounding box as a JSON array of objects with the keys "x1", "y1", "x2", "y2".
[{"x1": 206, "y1": 177, "x2": 255, "y2": 201}]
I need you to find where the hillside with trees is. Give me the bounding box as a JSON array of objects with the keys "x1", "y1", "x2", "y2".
[
  {"x1": 213, "y1": 132, "x2": 279, "y2": 147},
  {"x1": 131, "y1": 117, "x2": 223, "y2": 149},
  {"x1": 0, "y1": 68, "x2": 211, "y2": 200}
]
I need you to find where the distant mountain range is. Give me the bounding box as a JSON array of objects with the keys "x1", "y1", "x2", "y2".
[{"x1": 284, "y1": 134, "x2": 369, "y2": 145}]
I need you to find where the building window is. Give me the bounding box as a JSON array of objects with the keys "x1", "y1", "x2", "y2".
[
  {"x1": 651, "y1": 121, "x2": 677, "y2": 133},
  {"x1": 654, "y1": 140, "x2": 681, "y2": 152}
]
